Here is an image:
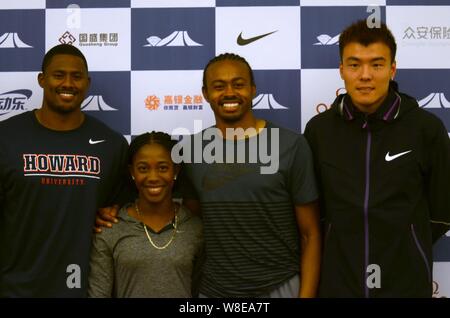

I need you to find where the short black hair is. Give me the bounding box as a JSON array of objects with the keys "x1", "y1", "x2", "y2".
[
  {"x1": 41, "y1": 44, "x2": 88, "y2": 73},
  {"x1": 339, "y1": 19, "x2": 397, "y2": 63},
  {"x1": 202, "y1": 53, "x2": 255, "y2": 89},
  {"x1": 128, "y1": 131, "x2": 178, "y2": 165}
]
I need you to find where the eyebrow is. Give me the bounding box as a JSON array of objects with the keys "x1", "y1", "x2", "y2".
[
  {"x1": 345, "y1": 56, "x2": 387, "y2": 62},
  {"x1": 51, "y1": 70, "x2": 85, "y2": 74},
  {"x1": 136, "y1": 160, "x2": 171, "y2": 164},
  {"x1": 211, "y1": 77, "x2": 246, "y2": 84}
]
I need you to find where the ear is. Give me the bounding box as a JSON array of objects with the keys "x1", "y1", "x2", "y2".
[
  {"x1": 390, "y1": 61, "x2": 397, "y2": 80},
  {"x1": 128, "y1": 165, "x2": 135, "y2": 181},
  {"x1": 38, "y1": 73, "x2": 44, "y2": 88},
  {"x1": 202, "y1": 86, "x2": 210, "y2": 103},
  {"x1": 251, "y1": 84, "x2": 256, "y2": 99},
  {"x1": 339, "y1": 63, "x2": 344, "y2": 80}
]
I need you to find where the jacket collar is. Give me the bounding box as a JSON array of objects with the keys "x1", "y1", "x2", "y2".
[{"x1": 338, "y1": 86, "x2": 401, "y2": 123}]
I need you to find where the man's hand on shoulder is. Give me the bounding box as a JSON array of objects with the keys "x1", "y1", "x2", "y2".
[{"x1": 94, "y1": 205, "x2": 120, "y2": 233}]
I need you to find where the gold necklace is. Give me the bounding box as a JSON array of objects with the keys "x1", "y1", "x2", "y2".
[{"x1": 135, "y1": 201, "x2": 178, "y2": 250}]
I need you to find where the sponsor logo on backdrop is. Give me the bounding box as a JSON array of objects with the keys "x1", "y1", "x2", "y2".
[
  {"x1": 59, "y1": 31, "x2": 77, "y2": 45},
  {"x1": 418, "y1": 92, "x2": 450, "y2": 133},
  {"x1": 58, "y1": 32, "x2": 119, "y2": 47},
  {"x1": 143, "y1": 31, "x2": 202, "y2": 47},
  {"x1": 313, "y1": 33, "x2": 340, "y2": 46},
  {"x1": 81, "y1": 95, "x2": 117, "y2": 111},
  {"x1": 0, "y1": 32, "x2": 33, "y2": 48},
  {"x1": 144, "y1": 94, "x2": 203, "y2": 111},
  {"x1": 236, "y1": 31, "x2": 277, "y2": 46},
  {"x1": 418, "y1": 93, "x2": 450, "y2": 108},
  {"x1": 404, "y1": 26, "x2": 450, "y2": 40},
  {"x1": 252, "y1": 94, "x2": 288, "y2": 110},
  {"x1": 315, "y1": 88, "x2": 346, "y2": 114},
  {"x1": 433, "y1": 281, "x2": 447, "y2": 298},
  {"x1": 145, "y1": 95, "x2": 160, "y2": 110},
  {"x1": 79, "y1": 32, "x2": 118, "y2": 47},
  {"x1": 0, "y1": 89, "x2": 32, "y2": 116},
  {"x1": 402, "y1": 26, "x2": 450, "y2": 46}
]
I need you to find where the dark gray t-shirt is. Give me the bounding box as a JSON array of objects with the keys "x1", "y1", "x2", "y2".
[{"x1": 182, "y1": 122, "x2": 318, "y2": 297}]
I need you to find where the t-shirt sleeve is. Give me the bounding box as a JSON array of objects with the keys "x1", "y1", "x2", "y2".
[
  {"x1": 288, "y1": 134, "x2": 319, "y2": 205},
  {"x1": 88, "y1": 232, "x2": 114, "y2": 298}
]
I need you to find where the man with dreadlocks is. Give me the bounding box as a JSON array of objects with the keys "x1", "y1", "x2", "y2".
[{"x1": 179, "y1": 53, "x2": 321, "y2": 298}]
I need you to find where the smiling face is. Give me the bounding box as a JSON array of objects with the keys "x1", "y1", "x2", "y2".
[
  {"x1": 129, "y1": 143, "x2": 178, "y2": 206},
  {"x1": 202, "y1": 59, "x2": 257, "y2": 128},
  {"x1": 38, "y1": 54, "x2": 90, "y2": 115},
  {"x1": 340, "y1": 41, "x2": 396, "y2": 114}
]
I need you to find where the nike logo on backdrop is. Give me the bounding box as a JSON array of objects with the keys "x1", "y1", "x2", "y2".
[
  {"x1": 385, "y1": 150, "x2": 412, "y2": 162},
  {"x1": 237, "y1": 31, "x2": 277, "y2": 46},
  {"x1": 89, "y1": 138, "x2": 106, "y2": 145}
]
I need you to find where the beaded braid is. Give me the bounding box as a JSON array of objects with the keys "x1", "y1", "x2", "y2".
[
  {"x1": 202, "y1": 53, "x2": 255, "y2": 89},
  {"x1": 128, "y1": 131, "x2": 177, "y2": 164}
]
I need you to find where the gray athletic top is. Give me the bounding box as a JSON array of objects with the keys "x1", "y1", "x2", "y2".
[
  {"x1": 182, "y1": 121, "x2": 318, "y2": 297},
  {"x1": 88, "y1": 203, "x2": 203, "y2": 298}
]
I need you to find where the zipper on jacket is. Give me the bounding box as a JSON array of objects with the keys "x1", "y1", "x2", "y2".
[
  {"x1": 410, "y1": 224, "x2": 431, "y2": 282},
  {"x1": 363, "y1": 119, "x2": 371, "y2": 298}
]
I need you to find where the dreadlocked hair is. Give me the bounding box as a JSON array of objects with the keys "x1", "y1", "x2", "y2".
[{"x1": 202, "y1": 53, "x2": 255, "y2": 89}]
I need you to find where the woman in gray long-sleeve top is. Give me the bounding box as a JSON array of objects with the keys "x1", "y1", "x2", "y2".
[{"x1": 88, "y1": 132, "x2": 203, "y2": 298}]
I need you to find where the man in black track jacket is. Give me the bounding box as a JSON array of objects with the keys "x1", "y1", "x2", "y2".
[{"x1": 304, "y1": 20, "x2": 450, "y2": 298}]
